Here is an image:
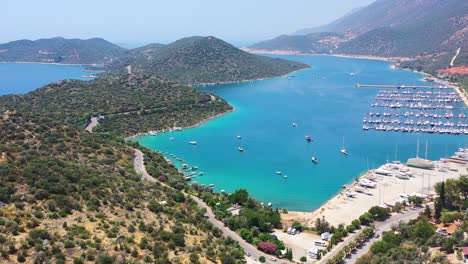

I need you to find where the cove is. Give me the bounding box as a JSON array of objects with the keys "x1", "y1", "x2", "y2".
[
  {"x1": 0, "y1": 63, "x2": 96, "y2": 96},
  {"x1": 135, "y1": 55, "x2": 467, "y2": 211}
]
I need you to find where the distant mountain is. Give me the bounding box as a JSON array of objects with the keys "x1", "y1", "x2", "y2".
[
  {"x1": 250, "y1": 0, "x2": 467, "y2": 72},
  {"x1": 249, "y1": 32, "x2": 347, "y2": 54},
  {"x1": 294, "y1": 6, "x2": 364, "y2": 35},
  {"x1": 106, "y1": 43, "x2": 166, "y2": 70},
  {"x1": 108, "y1": 36, "x2": 309, "y2": 85},
  {"x1": 335, "y1": 0, "x2": 467, "y2": 58},
  {"x1": 0, "y1": 37, "x2": 126, "y2": 64}
]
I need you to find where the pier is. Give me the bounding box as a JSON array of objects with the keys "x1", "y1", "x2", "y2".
[{"x1": 356, "y1": 83, "x2": 449, "y2": 89}]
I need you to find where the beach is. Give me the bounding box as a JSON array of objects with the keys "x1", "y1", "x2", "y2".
[{"x1": 282, "y1": 158, "x2": 467, "y2": 227}]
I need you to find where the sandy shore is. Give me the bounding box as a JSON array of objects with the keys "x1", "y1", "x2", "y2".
[
  {"x1": 282, "y1": 160, "x2": 467, "y2": 227},
  {"x1": 241, "y1": 48, "x2": 410, "y2": 62}
]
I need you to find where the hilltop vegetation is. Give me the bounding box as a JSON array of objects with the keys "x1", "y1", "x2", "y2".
[
  {"x1": 0, "y1": 74, "x2": 245, "y2": 263},
  {"x1": 0, "y1": 74, "x2": 232, "y2": 136},
  {"x1": 108, "y1": 36, "x2": 309, "y2": 85},
  {"x1": 0, "y1": 37, "x2": 126, "y2": 64}
]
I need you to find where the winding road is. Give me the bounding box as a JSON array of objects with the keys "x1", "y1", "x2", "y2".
[{"x1": 133, "y1": 149, "x2": 281, "y2": 264}]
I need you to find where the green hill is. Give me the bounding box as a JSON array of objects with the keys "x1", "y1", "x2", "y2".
[
  {"x1": 0, "y1": 37, "x2": 126, "y2": 64},
  {"x1": 249, "y1": 32, "x2": 346, "y2": 54},
  {"x1": 0, "y1": 74, "x2": 244, "y2": 263},
  {"x1": 108, "y1": 36, "x2": 308, "y2": 85}
]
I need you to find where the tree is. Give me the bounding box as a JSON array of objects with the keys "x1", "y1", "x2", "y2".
[
  {"x1": 315, "y1": 216, "x2": 331, "y2": 234},
  {"x1": 228, "y1": 189, "x2": 249, "y2": 205},
  {"x1": 408, "y1": 196, "x2": 423, "y2": 207},
  {"x1": 359, "y1": 212, "x2": 374, "y2": 225},
  {"x1": 259, "y1": 256, "x2": 265, "y2": 263},
  {"x1": 300, "y1": 256, "x2": 307, "y2": 263},
  {"x1": 368, "y1": 206, "x2": 390, "y2": 221},
  {"x1": 411, "y1": 217, "x2": 435, "y2": 240},
  {"x1": 371, "y1": 241, "x2": 391, "y2": 254}
]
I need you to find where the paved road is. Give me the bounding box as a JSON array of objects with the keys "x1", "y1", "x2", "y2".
[
  {"x1": 133, "y1": 149, "x2": 282, "y2": 264},
  {"x1": 345, "y1": 207, "x2": 424, "y2": 263}
]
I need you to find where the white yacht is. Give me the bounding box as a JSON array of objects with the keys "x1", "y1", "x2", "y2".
[{"x1": 189, "y1": 141, "x2": 197, "y2": 145}]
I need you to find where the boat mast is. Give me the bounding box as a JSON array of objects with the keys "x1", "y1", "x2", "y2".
[
  {"x1": 416, "y1": 138, "x2": 420, "y2": 158},
  {"x1": 394, "y1": 144, "x2": 398, "y2": 161},
  {"x1": 425, "y1": 140, "x2": 428, "y2": 160}
]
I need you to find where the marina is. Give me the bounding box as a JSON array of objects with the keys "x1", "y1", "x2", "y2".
[
  {"x1": 360, "y1": 85, "x2": 468, "y2": 135},
  {"x1": 136, "y1": 55, "x2": 467, "y2": 211}
]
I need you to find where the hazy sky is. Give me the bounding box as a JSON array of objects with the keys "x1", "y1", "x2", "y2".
[{"x1": 1, "y1": 0, "x2": 374, "y2": 46}]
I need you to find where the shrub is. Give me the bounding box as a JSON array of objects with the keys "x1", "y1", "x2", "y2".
[{"x1": 258, "y1": 241, "x2": 277, "y2": 254}]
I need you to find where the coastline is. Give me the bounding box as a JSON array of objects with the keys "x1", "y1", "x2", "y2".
[
  {"x1": 244, "y1": 48, "x2": 468, "y2": 107},
  {"x1": 0, "y1": 61, "x2": 92, "y2": 66},
  {"x1": 125, "y1": 107, "x2": 237, "y2": 141},
  {"x1": 282, "y1": 156, "x2": 466, "y2": 227},
  {"x1": 241, "y1": 47, "x2": 410, "y2": 62},
  {"x1": 194, "y1": 67, "x2": 309, "y2": 87}
]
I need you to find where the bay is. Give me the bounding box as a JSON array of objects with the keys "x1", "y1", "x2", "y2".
[
  {"x1": 136, "y1": 55, "x2": 467, "y2": 211},
  {"x1": 0, "y1": 63, "x2": 95, "y2": 95}
]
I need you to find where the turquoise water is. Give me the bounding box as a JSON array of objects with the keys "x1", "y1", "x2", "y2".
[
  {"x1": 0, "y1": 63, "x2": 95, "y2": 95},
  {"x1": 136, "y1": 55, "x2": 467, "y2": 211}
]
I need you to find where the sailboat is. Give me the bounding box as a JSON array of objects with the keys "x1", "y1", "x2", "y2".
[
  {"x1": 340, "y1": 137, "x2": 348, "y2": 155},
  {"x1": 406, "y1": 139, "x2": 434, "y2": 169},
  {"x1": 392, "y1": 144, "x2": 401, "y2": 164}
]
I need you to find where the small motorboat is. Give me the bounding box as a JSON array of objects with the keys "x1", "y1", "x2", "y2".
[
  {"x1": 292, "y1": 122, "x2": 298, "y2": 127},
  {"x1": 189, "y1": 141, "x2": 197, "y2": 145},
  {"x1": 275, "y1": 171, "x2": 282, "y2": 175},
  {"x1": 169, "y1": 137, "x2": 175, "y2": 141},
  {"x1": 238, "y1": 147, "x2": 245, "y2": 152},
  {"x1": 340, "y1": 149, "x2": 348, "y2": 155},
  {"x1": 237, "y1": 135, "x2": 242, "y2": 140},
  {"x1": 311, "y1": 157, "x2": 319, "y2": 164},
  {"x1": 305, "y1": 135, "x2": 312, "y2": 142},
  {"x1": 284, "y1": 175, "x2": 288, "y2": 179},
  {"x1": 191, "y1": 166, "x2": 199, "y2": 170},
  {"x1": 198, "y1": 172, "x2": 204, "y2": 176},
  {"x1": 182, "y1": 164, "x2": 189, "y2": 169}
]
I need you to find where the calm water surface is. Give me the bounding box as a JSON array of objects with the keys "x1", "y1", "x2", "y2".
[
  {"x1": 133, "y1": 55, "x2": 466, "y2": 211},
  {"x1": 0, "y1": 63, "x2": 94, "y2": 95}
]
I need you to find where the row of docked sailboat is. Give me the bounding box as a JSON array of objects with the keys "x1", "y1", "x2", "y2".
[
  {"x1": 364, "y1": 119, "x2": 468, "y2": 127},
  {"x1": 366, "y1": 111, "x2": 465, "y2": 119},
  {"x1": 371, "y1": 102, "x2": 460, "y2": 110},
  {"x1": 362, "y1": 124, "x2": 468, "y2": 134}
]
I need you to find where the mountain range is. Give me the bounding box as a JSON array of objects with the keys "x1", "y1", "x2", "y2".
[
  {"x1": 249, "y1": 0, "x2": 468, "y2": 72},
  {"x1": 0, "y1": 37, "x2": 126, "y2": 64}
]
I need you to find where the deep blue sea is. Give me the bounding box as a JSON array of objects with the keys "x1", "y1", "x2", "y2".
[
  {"x1": 136, "y1": 55, "x2": 467, "y2": 211},
  {"x1": 0, "y1": 63, "x2": 94, "y2": 95}
]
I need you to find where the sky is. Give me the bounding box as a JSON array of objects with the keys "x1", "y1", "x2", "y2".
[{"x1": 1, "y1": 0, "x2": 374, "y2": 46}]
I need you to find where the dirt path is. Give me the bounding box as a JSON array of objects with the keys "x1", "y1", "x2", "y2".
[
  {"x1": 84, "y1": 117, "x2": 99, "y2": 133},
  {"x1": 450, "y1": 47, "x2": 461, "y2": 67}
]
